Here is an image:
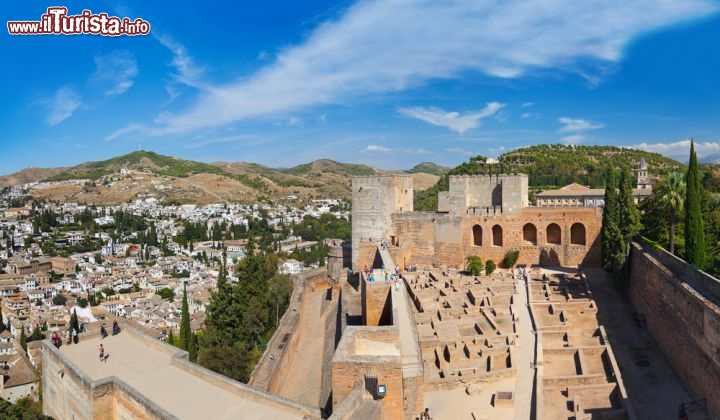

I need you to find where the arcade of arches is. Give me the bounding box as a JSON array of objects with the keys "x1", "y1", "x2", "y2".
[{"x1": 472, "y1": 222, "x2": 586, "y2": 247}]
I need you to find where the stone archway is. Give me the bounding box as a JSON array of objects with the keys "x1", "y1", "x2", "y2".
[
  {"x1": 571, "y1": 223, "x2": 586, "y2": 245},
  {"x1": 523, "y1": 223, "x2": 537, "y2": 245},
  {"x1": 546, "y1": 223, "x2": 561, "y2": 245},
  {"x1": 472, "y1": 225, "x2": 482, "y2": 246},
  {"x1": 492, "y1": 225, "x2": 503, "y2": 247}
]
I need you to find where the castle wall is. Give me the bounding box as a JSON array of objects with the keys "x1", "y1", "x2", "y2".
[
  {"x1": 628, "y1": 242, "x2": 720, "y2": 417},
  {"x1": 391, "y1": 207, "x2": 601, "y2": 269}
]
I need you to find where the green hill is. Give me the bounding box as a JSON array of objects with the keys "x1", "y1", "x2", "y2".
[
  {"x1": 414, "y1": 145, "x2": 683, "y2": 211},
  {"x1": 281, "y1": 159, "x2": 376, "y2": 176},
  {"x1": 45, "y1": 151, "x2": 226, "y2": 181},
  {"x1": 407, "y1": 162, "x2": 450, "y2": 176}
]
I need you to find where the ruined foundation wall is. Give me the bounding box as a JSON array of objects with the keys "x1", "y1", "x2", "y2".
[{"x1": 629, "y1": 242, "x2": 720, "y2": 417}]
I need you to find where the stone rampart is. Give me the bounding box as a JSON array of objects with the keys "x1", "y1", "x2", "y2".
[{"x1": 629, "y1": 242, "x2": 720, "y2": 417}]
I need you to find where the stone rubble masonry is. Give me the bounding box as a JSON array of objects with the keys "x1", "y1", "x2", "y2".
[
  {"x1": 352, "y1": 174, "x2": 602, "y2": 271},
  {"x1": 629, "y1": 242, "x2": 720, "y2": 418}
]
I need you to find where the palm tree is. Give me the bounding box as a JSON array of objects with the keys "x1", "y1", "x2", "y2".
[{"x1": 657, "y1": 171, "x2": 686, "y2": 254}]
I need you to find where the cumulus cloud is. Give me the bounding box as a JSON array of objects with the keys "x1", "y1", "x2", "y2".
[
  {"x1": 44, "y1": 86, "x2": 82, "y2": 126},
  {"x1": 399, "y1": 103, "x2": 504, "y2": 134},
  {"x1": 143, "y1": 0, "x2": 716, "y2": 135},
  {"x1": 561, "y1": 135, "x2": 586, "y2": 145},
  {"x1": 557, "y1": 117, "x2": 604, "y2": 133},
  {"x1": 363, "y1": 145, "x2": 394, "y2": 153},
  {"x1": 633, "y1": 139, "x2": 720, "y2": 161},
  {"x1": 92, "y1": 51, "x2": 138, "y2": 96}
]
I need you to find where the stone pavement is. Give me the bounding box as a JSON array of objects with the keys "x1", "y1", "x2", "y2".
[
  {"x1": 513, "y1": 271, "x2": 535, "y2": 420},
  {"x1": 59, "y1": 332, "x2": 308, "y2": 420}
]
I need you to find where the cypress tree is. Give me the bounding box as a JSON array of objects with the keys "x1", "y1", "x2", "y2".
[
  {"x1": 20, "y1": 328, "x2": 27, "y2": 352},
  {"x1": 167, "y1": 330, "x2": 176, "y2": 346},
  {"x1": 618, "y1": 167, "x2": 641, "y2": 251},
  {"x1": 601, "y1": 169, "x2": 620, "y2": 271},
  {"x1": 179, "y1": 284, "x2": 191, "y2": 351},
  {"x1": 684, "y1": 140, "x2": 705, "y2": 267}
]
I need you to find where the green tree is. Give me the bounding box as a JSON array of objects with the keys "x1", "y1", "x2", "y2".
[
  {"x1": 485, "y1": 259, "x2": 496, "y2": 275},
  {"x1": 52, "y1": 294, "x2": 67, "y2": 306},
  {"x1": 20, "y1": 328, "x2": 27, "y2": 352},
  {"x1": 618, "y1": 167, "x2": 641, "y2": 250},
  {"x1": 70, "y1": 309, "x2": 79, "y2": 333},
  {"x1": 178, "y1": 284, "x2": 191, "y2": 351},
  {"x1": 684, "y1": 140, "x2": 706, "y2": 267},
  {"x1": 466, "y1": 256, "x2": 483, "y2": 275},
  {"x1": 656, "y1": 171, "x2": 686, "y2": 254},
  {"x1": 502, "y1": 250, "x2": 520, "y2": 268},
  {"x1": 601, "y1": 169, "x2": 623, "y2": 272},
  {"x1": 167, "y1": 330, "x2": 176, "y2": 346}
]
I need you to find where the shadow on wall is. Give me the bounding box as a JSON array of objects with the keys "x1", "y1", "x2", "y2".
[{"x1": 540, "y1": 248, "x2": 560, "y2": 267}]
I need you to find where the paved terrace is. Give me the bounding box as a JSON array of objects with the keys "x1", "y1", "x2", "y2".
[{"x1": 51, "y1": 327, "x2": 319, "y2": 420}]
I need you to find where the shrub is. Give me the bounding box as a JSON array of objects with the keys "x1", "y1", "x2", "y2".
[
  {"x1": 466, "y1": 256, "x2": 483, "y2": 276},
  {"x1": 502, "y1": 250, "x2": 520, "y2": 268},
  {"x1": 485, "y1": 260, "x2": 496, "y2": 275}
]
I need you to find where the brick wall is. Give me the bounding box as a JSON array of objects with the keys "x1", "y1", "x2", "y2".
[{"x1": 629, "y1": 242, "x2": 720, "y2": 417}]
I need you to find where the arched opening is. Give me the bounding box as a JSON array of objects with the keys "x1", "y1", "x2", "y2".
[
  {"x1": 546, "y1": 223, "x2": 561, "y2": 245},
  {"x1": 523, "y1": 223, "x2": 537, "y2": 245},
  {"x1": 570, "y1": 223, "x2": 586, "y2": 245},
  {"x1": 472, "y1": 225, "x2": 482, "y2": 246},
  {"x1": 492, "y1": 225, "x2": 503, "y2": 247}
]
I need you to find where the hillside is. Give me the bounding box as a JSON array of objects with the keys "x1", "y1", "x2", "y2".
[
  {"x1": 0, "y1": 167, "x2": 67, "y2": 188},
  {"x1": 3, "y1": 152, "x2": 442, "y2": 205},
  {"x1": 408, "y1": 162, "x2": 450, "y2": 176},
  {"x1": 414, "y1": 145, "x2": 684, "y2": 211}
]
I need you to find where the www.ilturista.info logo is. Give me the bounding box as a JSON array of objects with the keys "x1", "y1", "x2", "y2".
[{"x1": 8, "y1": 7, "x2": 150, "y2": 36}]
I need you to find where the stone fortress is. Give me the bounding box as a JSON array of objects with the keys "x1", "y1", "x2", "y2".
[
  {"x1": 351, "y1": 172, "x2": 602, "y2": 271},
  {"x1": 38, "y1": 165, "x2": 720, "y2": 419}
]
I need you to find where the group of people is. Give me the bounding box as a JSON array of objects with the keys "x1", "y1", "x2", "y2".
[
  {"x1": 51, "y1": 327, "x2": 79, "y2": 348},
  {"x1": 100, "y1": 321, "x2": 120, "y2": 339}
]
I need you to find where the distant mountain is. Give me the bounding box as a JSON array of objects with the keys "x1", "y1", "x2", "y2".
[
  {"x1": 700, "y1": 153, "x2": 720, "y2": 165},
  {"x1": 414, "y1": 144, "x2": 684, "y2": 211},
  {"x1": 407, "y1": 162, "x2": 450, "y2": 176},
  {"x1": 1, "y1": 151, "x2": 440, "y2": 205}
]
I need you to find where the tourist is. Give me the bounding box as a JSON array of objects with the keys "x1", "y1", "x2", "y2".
[
  {"x1": 112, "y1": 320, "x2": 119, "y2": 336},
  {"x1": 72, "y1": 327, "x2": 78, "y2": 344},
  {"x1": 99, "y1": 344, "x2": 105, "y2": 362},
  {"x1": 100, "y1": 324, "x2": 108, "y2": 339}
]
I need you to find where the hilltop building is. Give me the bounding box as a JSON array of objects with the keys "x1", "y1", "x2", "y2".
[{"x1": 535, "y1": 159, "x2": 653, "y2": 207}]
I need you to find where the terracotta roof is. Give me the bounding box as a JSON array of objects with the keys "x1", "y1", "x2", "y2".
[{"x1": 537, "y1": 185, "x2": 653, "y2": 198}]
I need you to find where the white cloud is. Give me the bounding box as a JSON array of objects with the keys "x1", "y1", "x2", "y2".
[
  {"x1": 399, "y1": 103, "x2": 504, "y2": 134},
  {"x1": 185, "y1": 135, "x2": 257, "y2": 149},
  {"x1": 521, "y1": 102, "x2": 535, "y2": 107},
  {"x1": 92, "y1": 51, "x2": 138, "y2": 96},
  {"x1": 145, "y1": 0, "x2": 716, "y2": 135},
  {"x1": 522, "y1": 112, "x2": 539, "y2": 119},
  {"x1": 561, "y1": 134, "x2": 586, "y2": 145},
  {"x1": 557, "y1": 117, "x2": 604, "y2": 133},
  {"x1": 105, "y1": 123, "x2": 145, "y2": 141},
  {"x1": 154, "y1": 33, "x2": 205, "y2": 89},
  {"x1": 45, "y1": 86, "x2": 81, "y2": 126},
  {"x1": 633, "y1": 139, "x2": 720, "y2": 161},
  {"x1": 363, "y1": 145, "x2": 394, "y2": 153},
  {"x1": 288, "y1": 116, "x2": 304, "y2": 127}
]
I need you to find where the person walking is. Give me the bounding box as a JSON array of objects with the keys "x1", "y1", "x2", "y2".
[{"x1": 99, "y1": 344, "x2": 105, "y2": 361}]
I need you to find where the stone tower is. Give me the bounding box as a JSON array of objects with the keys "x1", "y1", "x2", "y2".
[
  {"x1": 439, "y1": 174, "x2": 528, "y2": 216},
  {"x1": 637, "y1": 158, "x2": 651, "y2": 189},
  {"x1": 351, "y1": 174, "x2": 413, "y2": 270}
]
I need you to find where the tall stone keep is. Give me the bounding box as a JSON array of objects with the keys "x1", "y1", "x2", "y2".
[{"x1": 351, "y1": 174, "x2": 413, "y2": 269}]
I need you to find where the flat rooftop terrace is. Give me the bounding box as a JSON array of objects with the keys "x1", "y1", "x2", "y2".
[{"x1": 55, "y1": 330, "x2": 312, "y2": 420}]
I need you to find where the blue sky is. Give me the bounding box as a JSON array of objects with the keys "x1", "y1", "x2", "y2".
[{"x1": 3, "y1": 1, "x2": 720, "y2": 175}]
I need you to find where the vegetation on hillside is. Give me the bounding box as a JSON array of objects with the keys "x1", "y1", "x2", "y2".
[
  {"x1": 414, "y1": 145, "x2": 683, "y2": 211},
  {"x1": 281, "y1": 159, "x2": 376, "y2": 177},
  {"x1": 407, "y1": 162, "x2": 450, "y2": 176},
  {"x1": 45, "y1": 151, "x2": 228, "y2": 181}
]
